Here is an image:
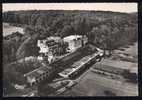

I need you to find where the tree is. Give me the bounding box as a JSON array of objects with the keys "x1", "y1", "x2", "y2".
[
  {"x1": 16, "y1": 37, "x2": 40, "y2": 59},
  {"x1": 104, "y1": 90, "x2": 116, "y2": 96},
  {"x1": 60, "y1": 25, "x2": 74, "y2": 38},
  {"x1": 3, "y1": 10, "x2": 138, "y2": 61},
  {"x1": 89, "y1": 27, "x2": 101, "y2": 46},
  {"x1": 3, "y1": 64, "x2": 26, "y2": 90},
  {"x1": 24, "y1": 26, "x2": 35, "y2": 37},
  {"x1": 121, "y1": 70, "x2": 137, "y2": 83}
]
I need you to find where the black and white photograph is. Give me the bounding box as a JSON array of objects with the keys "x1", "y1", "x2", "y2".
[{"x1": 2, "y1": 3, "x2": 138, "y2": 97}]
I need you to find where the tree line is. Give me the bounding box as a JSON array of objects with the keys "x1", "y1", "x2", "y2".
[
  {"x1": 3, "y1": 10, "x2": 138, "y2": 64},
  {"x1": 2, "y1": 10, "x2": 138, "y2": 95}
]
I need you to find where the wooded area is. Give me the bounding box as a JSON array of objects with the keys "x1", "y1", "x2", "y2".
[{"x1": 2, "y1": 10, "x2": 138, "y2": 95}]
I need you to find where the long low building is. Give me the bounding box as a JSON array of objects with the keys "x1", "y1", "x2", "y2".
[
  {"x1": 23, "y1": 47, "x2": 87, "y2": 86},
  {"x1": 24, "y1": 66, "x2": 52, "y2": 86},
  {"x1": 23, "y1": 44, "x2": 104, "y2": 87},
  {"x1": 58, "y1": 47, "x2": 104, "y2": 78}
]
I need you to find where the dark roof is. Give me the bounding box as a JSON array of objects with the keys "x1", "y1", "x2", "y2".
[{"x1": 24, "y1": 66, "x2": 51, "y2": 78}]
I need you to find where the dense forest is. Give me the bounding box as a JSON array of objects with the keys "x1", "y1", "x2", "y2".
[
  {"x1": 2, "y1": 10, "x2": 138, "y2": 95},
  {"x1": 3, "y1": 10, "x2": 138, "y2": 62}
]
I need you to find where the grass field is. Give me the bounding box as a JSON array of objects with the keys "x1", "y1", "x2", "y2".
[
  {"x1": 59, "y1": 42, "x2": 138, "y2": 96},
  {"x1": 112, "y1": 42, "x2": 138, "y2": 63},
  {"x1": 113, "y1": 42, "x2": 137, "y2": 57},
  {"x1": 3, "y1": 23, "x2": 24, "y2": 37},
  {"x1": 60, "y1": 71, "x2": 138, "y2": 96}
]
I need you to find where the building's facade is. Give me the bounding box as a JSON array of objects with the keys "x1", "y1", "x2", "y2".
[
  {"x1": 24, "y1": 66, "x2": 52, "y2": 86},
  {"x1": 37, "y1": 35, "x2": 88, "y2": 63},
  {"x1": 37, "y1": 36, "x2": 61, "y2": 63},
  {"x1": 63, "y1": 35, "x2": 88, "y2": 52},
  {"x1": 58, "y1": 48, "x2": 104, "y2": 78},
  {"x1": 24, "y1": 43, "x2": 103, "y2": 87},
  {"x1": 37, "y1": 36, "x2": 61, "y2": 55}
]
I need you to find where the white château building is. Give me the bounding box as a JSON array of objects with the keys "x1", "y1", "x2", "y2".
[
  {"x1": 63, "y1": 35, "x2": 88, "y2": 52},
  {"x1": 37, "y1": 36, "x2": 61, "y2": 63},
  {"x1": 37, "y1": 35, "x2": 88, "y2": 63}
]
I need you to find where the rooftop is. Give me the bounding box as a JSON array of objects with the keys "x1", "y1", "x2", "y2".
[
  {"x1": 24, "y1": 66, "x2": 51, "y2": 78},
  {"x1": 63, "y1": 35, "x2": 82, "y2": 41},
  {"x1": 47, "y1": 36, "x2": 61, "y2": 41}
]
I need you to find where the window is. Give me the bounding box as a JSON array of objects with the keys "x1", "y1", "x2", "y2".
[
  {"x1": 36, "y1": 79, "x2": 40, "y2": 83},
  {"x1": 31, "y1": 82, "x2": 36, "y2": 86},
  {"x1": 41, "y1": 40, "x2": 43, "y2": 43},
  {"x1": 46, "y1": 71, "x2": 49, "y2": 77},
  {"x1": 42, "y1": 73, "x2": 46, "y2": 78}
]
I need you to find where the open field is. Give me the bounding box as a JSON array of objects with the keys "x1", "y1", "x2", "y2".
[
  {"x1": 111, "y1": 42, "x2": 138, "y2": 63},
  {"x1": 59, "y1": 42, "x2": 138, "y2": 96},
  {"x1": 59, "y1": 64, "x2": 138, "y2": 96},
  {"x1": 116, "y1": 42, "x2": 138, "y2": 57},
  {"x1": 3, "y1": 23, "x2": 24, "y2": 36}
]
